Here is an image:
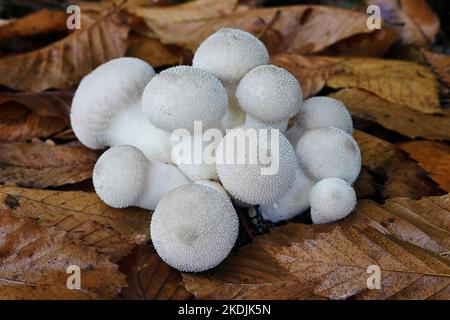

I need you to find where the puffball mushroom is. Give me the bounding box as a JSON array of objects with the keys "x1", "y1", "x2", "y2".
[
  {"x1": 296, "y1": 127, "x2": 361, "y2": 184},
  {"x1": 259, "y1": 167, "x2": 316, "y2": 223},
  {"x1": 71, "y1": 57, "x2": 173, "y2": 164},
  {"x1": 215, "y1": 126, "x2": 298, "y2": 205},
  {"x1": 141, "y1": 65, "x2": 228, "y2": 132},
  {"x1": 150, "y1": 183, "x2": 239, "y2": 272},
  {"x1": 93, "y1": 145, "x2": 189, "y2": 210},
  {"x1": 236, "y1": 65, "x2": 303, "y2": 133},
  {"x1": 286, "y1": 96, "x2": 353, "y2": 146},
  {"x1": 310, "y1": 177, "x2": 356, "y2": 224},
  {"x1": 193, "y1": 28, "x2": 270, "y2": 129}
]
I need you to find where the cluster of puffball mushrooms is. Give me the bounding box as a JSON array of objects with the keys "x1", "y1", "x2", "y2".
[{"x1": 71, "y1": 28, "x2": 361, "y2": 273}]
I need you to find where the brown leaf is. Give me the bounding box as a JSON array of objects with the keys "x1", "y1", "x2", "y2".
[
  {"x1": 400, "y1": 140, "x2": 450, "y2": 193},
  {"x1": 133, "y1": 0, "x2": 239, "y2": 27},
  {"x1": 150, "y1": 5, "x2": 375, "y2": 54},
  {"x1": 119, "y1": 244, "x2": 193, "y2": 300},
  {"x1": 0, "y1": 209, "x2": 126, "y2": 299},
  {"x1": 327, "y1": 58, "x2": 440, "y2": 113},
  {"x1": 421, "y1": 49, "x2": 450, "y2": 86},
  {"x1": 367, "y1": 0, "x2": 439, "y2": 46},
  {"x1": 0, "y1": 9, "x2": 129, "y2": 92},
  {"x1": 0, "y1": 187, "x2": 150, "y2": 262},
  {"x1": 270, "y1": 54, "x2": 343, "y2": 99},
  {"x1": 0, "y1": 142, "x2": 98, "y2": 188},
  {"x1": 184, "y1": 218, "x2": 450, "y2": 300},
  {"x1": 331, "y1": 89, "x2": 450, "y2": 140},
  {"x1": 0, "y1": 9, "x2": 67, "y2": 40},
  {"x1": 126, "y1": 35, "x2": 184, "y2": 67}
]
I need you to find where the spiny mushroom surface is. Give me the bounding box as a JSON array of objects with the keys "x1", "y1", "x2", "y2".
[
  {"x1": 193, "y1": 28, "x2": 270, "y2": 130},
  {"x1": 142, "y1": 65, "x2": 227, "y2": 132},
  {"x1": 286, "y1": 96, "x2": 353, "y2": 145},
  {"x1": 259, "y1": 167, "x2": 316, "y2": 223},
  {"x1": 236, "y1": 64, "x2": 303, "y2": 132},
  {"x1": 150, "y1": 183, "x2": 239, "y2": 272},
  {"x1": 215, "y1": 126, "x2": 298, "y2": 205},
  {"x1": 296, "y1": 127, "x2": 361, "y2": 184},
  {"x1": 93, "y1": 145, "x2": 189, "y2": 210},
  {"x1": 309, "y1": 177, "x2": 357, "y2": 224},
  {"x1": 71, "y1": 57, "x2": 172, "y2": 163}
]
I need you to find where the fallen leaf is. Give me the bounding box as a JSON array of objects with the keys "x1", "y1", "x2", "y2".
[
  {"x1": 356, "y1": 195, "x2": 450, "y2": 255},
  {"x1": 0, "y1": 187, "x2": 150, "y2": 262},
  {"x1": 119, "y1": 244, "x2": 193, "y2": 300},
  {"x1": 327, "y1": 58, "x2": 440, "y2": 113},
  {"x1": 134, "y1": 0, "x2": 239, "y2": 27},
  {"x1": 0, "y1": 91, "x2": 72, "y2": 141},
  {"x1": 0, "y1": 8, "x2": 129, "y2": 92},
  {"x1": 421, "y1": 49, "x2": 450, "y2": 86},
  {"x1": 0, "y1": 142, "x2": 98, "y2": 188},
  {"x1": 0, "y1": 9, "x2": 67, "y2": 40},
  {"x1": 400, "y1": 140, "x2": 450, "y2": 193},
  {"x1": 126, "y1": 35, "x2": 184, "y2": 67},
  {"x1": 150, "y1": 5, "x2": 375, "y2": 54},
  {"x1": 367, "y1": 0, "x2": 439, "y2": 46},
  {"x1": 0, "y1": 209, "x2": 126, "y2": 299},
  {"x1": 184, "y1": 219, "x2": 450, "y2": 300},
  {"x1": 331, "y1": 89, "x2": 450, "y2": 140},
  {"x1": 271, "y1": 53, "x2": 343, "y2": 99}
]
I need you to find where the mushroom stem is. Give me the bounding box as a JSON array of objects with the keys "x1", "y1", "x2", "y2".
[
  {"x1": 107, "y1": 99, "x2": 173, "y2": 164},
  {"x1": 221, "y1": 83, "x2": 245, "y2": 130},
  {"x1": 244, "y1": 114, "x2": 288, "y2": 133}
]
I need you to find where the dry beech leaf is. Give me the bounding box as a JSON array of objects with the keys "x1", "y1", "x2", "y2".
[
  {"x1": 0, "y1": 142, "x2": 98, "y2": 188},
  {"x1": 0, "y1": 91, "x2": 72, "y2": 141},
  {"x1": 184, "y1": 218, "x2": 450, "y2": 300},
  {"x1": 0, "y1": 9, "x2": 67, "y2": 40},
  {"x1": 356, "y1": 195, "x2": 450, "y2": 256},
  {"x1": 0, "y1": 209, "x2": 126, "y2": 299},
  {"x1": 119, "y1": 244, "x2": 193, "y2": 300},
  {"x1": 327, "y1": 58, "x2": 440, "y2": 114},
  {"x1": 421, "y1": 49, "x2": 450, "y2": 86},
  {"x1": 367, "y1": 0, "x2": 439, "y2": 46},
  {"x1": 331, "y1": 89, "x2": 450, "y2": 140},
  {"x1": 0, "y1": 187, "x2": 150, "y2": 262},
  {"x1": 126, "y1": 35, "x2": 184, "y2": 67},
  {"x1": 0, "y1": 9, "x2": 129, "y2": 92},
  {"x1": 134, "y1": 0, "x2": 239, "y2": 27},
  {"x1": 352, "y1": 130, "x2": 440, "y2": 199},
  {"x1": 270, "y1": 54, "x2": 343, "y2": 99},
  {"x1": 150, "y1": 5, "x2": 375, "y2": 54},
  {"x1": 400, "y1": 141, "x2": 450, "y2": 193}
]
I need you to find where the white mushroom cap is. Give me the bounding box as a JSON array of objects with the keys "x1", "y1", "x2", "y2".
[
  {"x1": 93, "y1": 145, "x2": 147, "y2": 208},
  {"x1": 236, "y1": 65, "x2": 303, "y2": 123},
  {"x1": 287, "y1": 97, "x2": 353, "y2": 145},
  {"x1": 310, "y1": 177, "x2": 356, "y2": 224},
  {"x1": 71, "y1": 57, "x2": 155, "y2": 149},
  {"x1": 194, "y1": 180, "x2": 230, "y2": 200},
  {"x1": 150, "y1": 184, "x2": 239, "y2": 272},
  {"x1": 193, "y1": 28, "x2": 269, "y2": 84},
  {"x1": 296, "y1": 127, "x2": 361, "y2": 184},
  {"x1": 215, "y1": 127, "x2": 298, "y2": 205},
  {"x1": 142, "y1": 66, "x2": 227, "y2": 132},
  {"x1": 259, "y1": 167, "x2": 316, "y2": 223}
]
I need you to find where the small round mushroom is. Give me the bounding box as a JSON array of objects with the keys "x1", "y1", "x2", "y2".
[
  {"x1": 194, "y1": 180, "x2": 230, "y2": 199},
  {"x1": 193, "y1": 28, "x2": 270, "y2": 129},
  {"x1": 296, "y1": 127, "x2": 361, "y2": 184},
  {"x1": 215, "y1": 126, "x2": 298, "y2": 205},
  {"x1": 236, "y1": 65, "x2": 303, "y2": 133},
  {"x1": 93, "y1": 145, "x2": 189, "y2": 210},
  {"x1": 141, "y1": 65, "x2": 227, "y2": 132},
  {"x1": 286, "y1": 96, "x2": 353, "y2": 146},
  {"x1": 259, "y1": 167, "x2": 316, "y2": 223},
  {"x1": 71, "y1": 57, "x2": 173, "y2": 164},
  {"x1": 309, "y1": 177, "x2": 357, "y2": 224},
  {"x1": 150, "y1": 183, "x2": 239, "y2": 272}
]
